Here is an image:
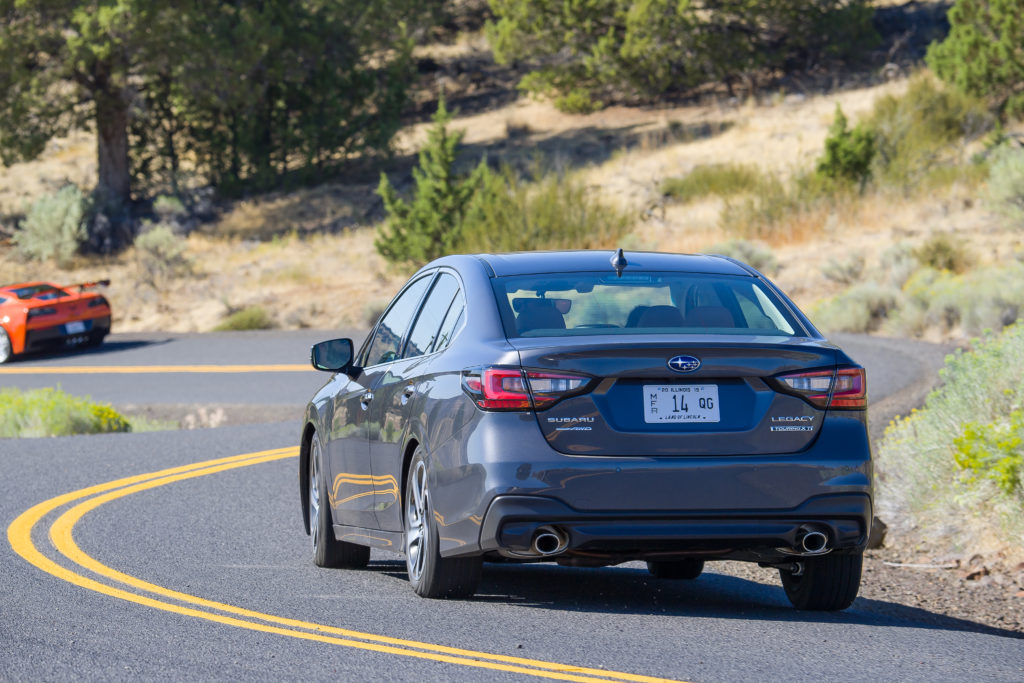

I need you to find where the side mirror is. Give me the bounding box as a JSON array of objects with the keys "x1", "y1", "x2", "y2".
[{"x1": 311, "y1": 338, "x2": 355, "y2": 374}]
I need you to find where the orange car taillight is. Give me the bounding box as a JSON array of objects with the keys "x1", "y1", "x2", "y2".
[
  {"x1": 88, "y1": 296, "x2": 108, "y2": 308},
  {"x1": 462, "y1": 367, "x2": 591, "y2": 411},
  {"x1": 774, "y1": 367, "x2": 866, "y2": 409}
]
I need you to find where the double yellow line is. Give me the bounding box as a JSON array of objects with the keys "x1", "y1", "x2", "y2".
[{"x1": 7, "y1": 448, "x2": 681, "y2": 683}]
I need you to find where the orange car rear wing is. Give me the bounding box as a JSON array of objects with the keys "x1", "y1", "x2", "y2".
[{"x1": 73, "y1": 279, "x2": 111, "y2": 291}]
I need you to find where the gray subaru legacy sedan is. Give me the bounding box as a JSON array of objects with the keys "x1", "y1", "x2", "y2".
[{"x1": 299, "y1": 250, "x2": 871, "y2": 610}]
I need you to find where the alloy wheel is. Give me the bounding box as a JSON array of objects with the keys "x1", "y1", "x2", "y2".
[{"x1": 405, "y1": 460, "x2": 429, "y2": 582}]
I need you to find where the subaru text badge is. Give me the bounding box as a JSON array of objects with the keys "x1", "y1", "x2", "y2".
[{"x1": 667, "y1": 355, "x2": 701, "y2": 373}]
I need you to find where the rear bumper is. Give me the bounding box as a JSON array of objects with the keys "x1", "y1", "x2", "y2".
[
  {"x1": 469, "y1": 493, "x2": 871, "y2": 563},
  {"x1": 24, "y1": 315, "x2": 110, "y2": 352}
]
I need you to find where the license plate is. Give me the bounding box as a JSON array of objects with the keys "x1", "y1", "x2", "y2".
[
  {"x1": 65, "y1": 320, "x2": 87, "y2": 334},
  {"x1": 642, "y1": 384, "x2": 720, "y2": 423}
]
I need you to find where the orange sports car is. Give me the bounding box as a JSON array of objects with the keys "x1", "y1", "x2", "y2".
[{"x1": 0, "y1": 280, "x2": 112, "y2": 363}]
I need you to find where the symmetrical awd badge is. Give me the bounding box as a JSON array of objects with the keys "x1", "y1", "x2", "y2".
[{"x1": 667, "y1": 355, "x2": 701, "y2": 373}]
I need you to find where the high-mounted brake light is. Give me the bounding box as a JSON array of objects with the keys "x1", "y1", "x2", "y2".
[
  {"x1": 462, "y1": 367, "x2": 591, "y2": 411},
  {"x1": 774, "y1": 367, "x2": 866, "y2": 409}
]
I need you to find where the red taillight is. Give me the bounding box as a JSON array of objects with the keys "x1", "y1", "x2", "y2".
[
  {"x1": 462, "y1": 367, "x2": 591, "y2": 411},
  {"x1": 829, "y1": 367, "x2": 867, "y2": 408},
  {"x1": 775, "y1": 367, "x2": 866, "y2": 409}
]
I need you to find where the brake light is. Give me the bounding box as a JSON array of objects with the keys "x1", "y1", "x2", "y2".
[
  {"x1": 88, "y1": 296, "x2": 108, "y2": 308},
  {"x1": 462, "y1": 367, "x2": 591, "y2": 411},
  {"x1": 775, "y1": 367, "x2": 866, "y2": 409},
  {"x1": 27, "y1": 307, "x2": 57, "y2": 319}
]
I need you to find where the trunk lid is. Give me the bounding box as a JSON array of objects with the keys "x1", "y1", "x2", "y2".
[{"x1": 511, "y1": 334, "x2": 838, "y2": 456}]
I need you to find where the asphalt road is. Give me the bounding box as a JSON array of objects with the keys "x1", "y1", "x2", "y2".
[{"x1": 1, "y1": 332, "x2": 1020, "y2": 682}]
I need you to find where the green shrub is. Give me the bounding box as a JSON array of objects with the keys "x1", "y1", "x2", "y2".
[
  {"x1": 986, "y1": 144, "x2": 1024, "y2": 229},
  {"x1": 877, "y1": 322, "x2": 1024, "y2": 554},
  {"x1": 703, "y1": 239, "x2": 778, "y2": 275},
  {"x1": 214, "y1": 306, "x2": 276, "y2": 331},
  {"x1": 955, "y1": 405, "x2": 1024, "y2": 495},
  {"x1": 454, "y1": 165, "x2": 633, "y2": 253},
  {"x1": 152, "y1": 195, "x2": 188, "y2": 222},
  {"x1": 662, "y1": 163, "x2": 765, "y2": 204},
  {"x1": 913, "y1": 233, "x2": 974, "y2": 273},
  {"x1": 866, "y1": 76, "x2": 993, "y2": 191},
  {"x1": 810, "y1": 282, "x2": 902, "y2": 333},
  {"x1": 0, "y1": 387, "x2": 131, "y2": 437},
  {"x1": 815, "y1": 104, "x2": 874, "y2": 190},
  {"x1": 135, "y1": 224, "x2": 191, "y2": 288},
  {"x1": 14, "y1": 185, "x2": 89, "y2": 268}
]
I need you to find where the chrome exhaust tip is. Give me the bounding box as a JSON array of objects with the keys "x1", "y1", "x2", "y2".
[
  {"x1": 800, "y1": 529, "x2": 829, "y2": 554},
  {"x1": 531, "y1": 526, "x2": 568, "y2": 556}
]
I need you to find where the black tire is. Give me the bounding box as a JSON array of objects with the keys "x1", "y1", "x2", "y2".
[
  {"x1": 308, "y1": 433, "x2": 370, "y2": 569},
  {"x1": 779, "y1": 552, "x2": 862, "y2": 611},
  {"x1": 404, "y1": 448, "x2": 481, "y2": 598},
  {"x1": 0, "y1": 328, "x2": 12, "y2": 364},
  {"x1": 646, "y1": 558, "x2": 705, "y2": 580}
]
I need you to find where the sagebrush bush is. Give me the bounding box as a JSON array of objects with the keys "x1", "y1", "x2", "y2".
[
  {"x1": 810, "y1": 282, "x2": 902, "y2": 333},
  {"x1": 14, "y1": 185, "x2": 89, "y2": 268},
  {"x1": 455, "y1": 165, "x2": 633, "y2": 253},
  {"x1": 703, "y1": 239, "x2": 778, "y2": 275},
  {"x1": 135, "y1": 224, "x2": 191, "y2": 288},
  {"x1": 821, "y1": 251, "x2": 865, "y2": 286},
  {"x1": 214, "y1": 305, "x2": 276, "y2": 331},
  {"x1": 888, "y1": 263, "x2": 1024, "y2": 337},
  {"x1": 0, "y1": 387, "x2": 131, "y2": 437},
  {"x1": 986, "y1": 144, "x2": 1024, "y2": 229},
  {"x1": 879, "y1": 241, "x2": 918, "y2": 287},
  {"x1": 877, "y1": 322, "x2": 1024, "y2": 555},
  {"x1": 913, "y1": 233, "x2": 974, "y2": 272},
  {"x1": 662, "y1": 164, "x2": 765, "y2": 204}
]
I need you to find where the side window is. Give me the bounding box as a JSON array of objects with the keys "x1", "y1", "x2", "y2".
[
  {"x1": 363, "y1": 276, "x2": 432, "y2": 367},
  {"x1": 404, "y1": 274, "x2": 460, "y2": 359},
  {"x1": 432, "y1": 295, "x2": 465, "y2": 353}
]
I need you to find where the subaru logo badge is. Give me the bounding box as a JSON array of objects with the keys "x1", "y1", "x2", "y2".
[{"x1": 667, "y1": 355, "x2": 701, "y2": 373}]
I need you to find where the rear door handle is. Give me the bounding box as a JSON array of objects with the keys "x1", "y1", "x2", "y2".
[
  {"x1": 360, "y1": 391, "x2": 374, "y2": 410},
  {"x1": 401, "y1": 384, "x2": 415, "y2": 405}
]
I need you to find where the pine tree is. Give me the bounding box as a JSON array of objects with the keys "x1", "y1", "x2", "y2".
[
  {"x1": 927, "y1": 0, "x2": 1024, "y2": 119},
  {"x1": 816, "y1": 105, "x2": 875, "y2": 190},
  {"x1": 376, "y1": 96, "x2": 490, "y2": 266}
]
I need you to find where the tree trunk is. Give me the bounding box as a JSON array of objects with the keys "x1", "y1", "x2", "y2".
[{"x1": 93, "y1": 88, "x2": 133, "y2": 252}]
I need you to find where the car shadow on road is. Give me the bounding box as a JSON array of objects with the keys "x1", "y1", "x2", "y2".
[
  {"x1": 6, "y1": 338, "x2": 171, "y2": 364},
  {"x1": 370, "y1": 559, "x2": 1022, "y2": 641}
]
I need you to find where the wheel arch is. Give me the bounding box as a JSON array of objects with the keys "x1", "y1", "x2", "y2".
[
  {"x1": 299, "y1": 421, "x2": 317, "y2": 535},
  {"x1": 399, "y1": 436, "x2": 421, "y2": 525}
]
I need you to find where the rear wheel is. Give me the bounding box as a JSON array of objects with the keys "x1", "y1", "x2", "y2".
[
  {"x1": 0, "y1": 328, "x2": 11, "y2": 363},
  {"x1": 646, "y1": 558, "x2": 704, "y2": 580},
  {"x1": 779, "y1": 552, "x2": 862, "y2": 611},
  {"x1": 309, "y1": 433, "x2": 370, "y2": 568},
  {"x1": 405, "y1": 448, "x2": 481, "y2": 598}
]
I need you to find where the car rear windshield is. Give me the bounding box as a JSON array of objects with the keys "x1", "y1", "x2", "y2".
[
  {"x1": 492, "y1": 272, "x2": 803, "y2": 338},
  {"x1": 9, "y1": 284, "x2": 67, "y2": 300}
]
